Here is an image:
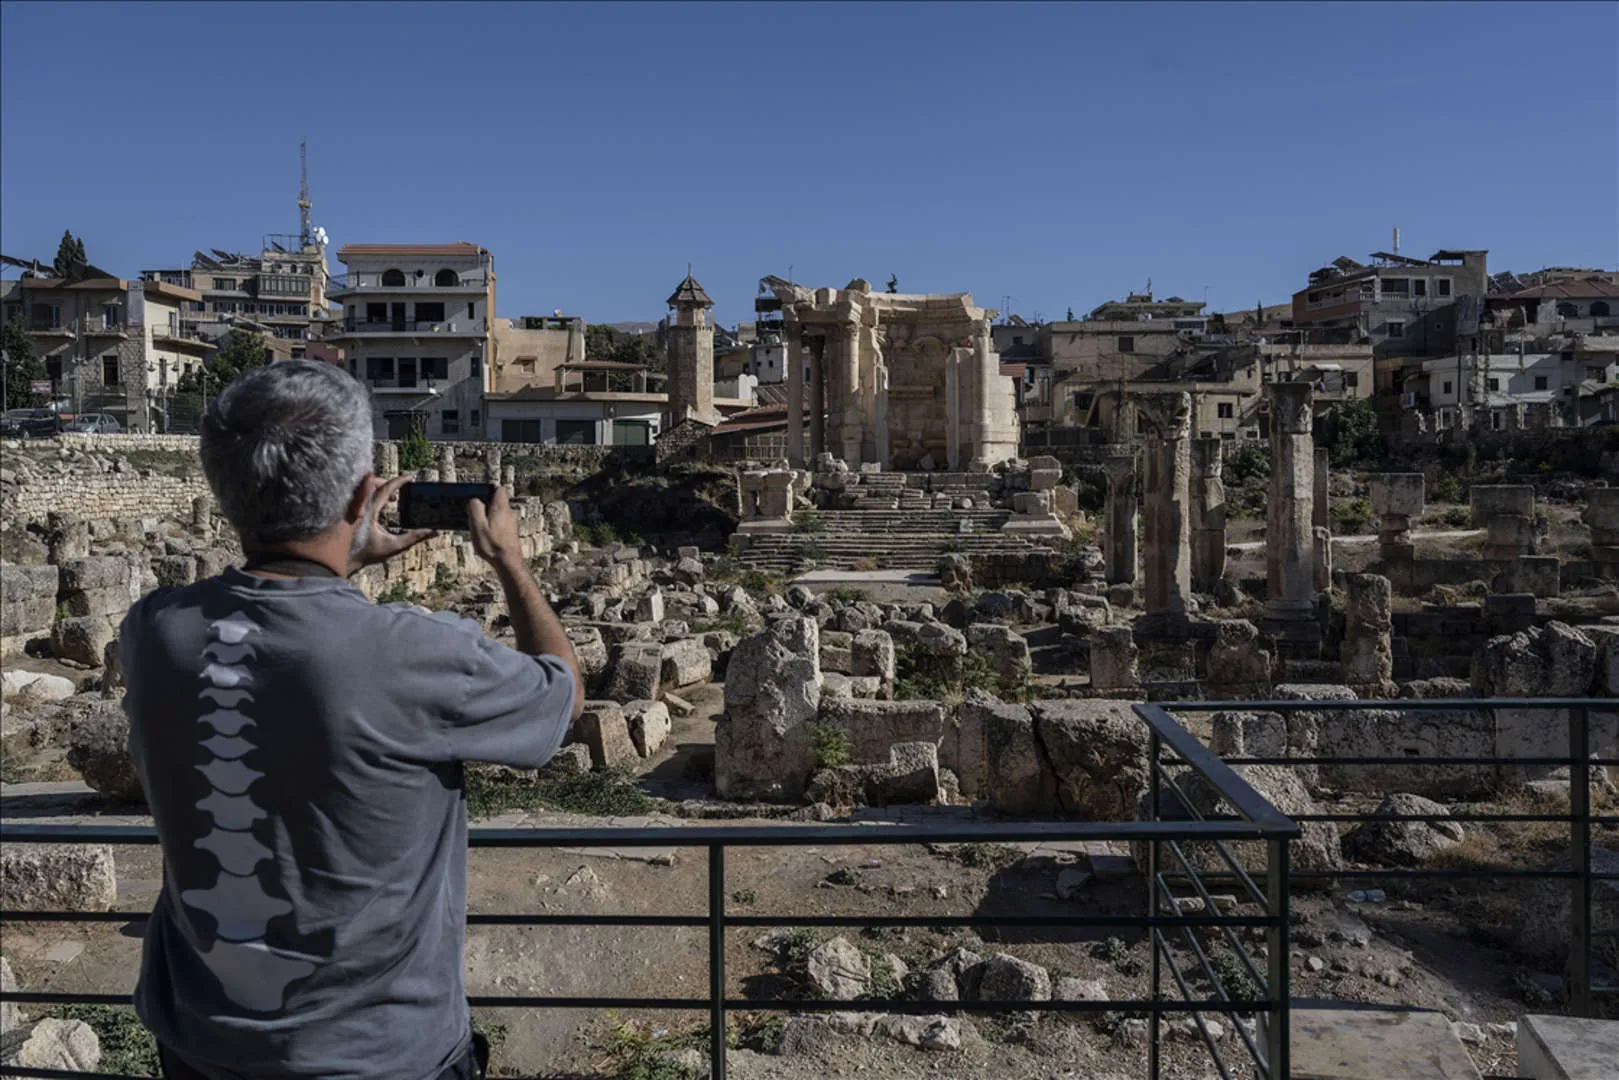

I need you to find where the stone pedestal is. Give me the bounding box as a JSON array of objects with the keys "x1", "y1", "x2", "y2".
[
  {"x1": 1369, "y1": 474, "x2": 1424, "y2": 563},
  {"x1": 1138, "y1": 392, "x2": 1192, "y2": 614},
  {"x1": 1260, "y1": 383, "x2": 1320, "y2": 654},
  {"x1": 437, "y1": 445, "x2": 457, "y2": 483},
  {"x1": 376, "y1": 441, "x2": 400, "y2": 478},
  {"x1": 1471, "y1": 485, "x2": 1536, "y2": 560},
  {"x1": 1190, "y1": 436, "x2": 1226, "y2": 593},
  {"x1": 733, "y1": 468, "x2": 802, "y2": 545},
  {"x1": 1003, "y1": 490, "x2": 1069, "y2": 538},
  {"x1": 1103, "y1": 451, "x2": 1137, "y2": 586},
  {"x1": 1585, "y1": 489, "x2": 1619, "y2": 572},
  {"x1": 1313, "y1": 526, "x2": 1333, "y2": 593},
  {"x1": 1341, "y1": 573, "x2": 1394, "y2": 691},
  {"x1": 483, "y1": 447, "x2": 502, "y2": 484},
  {"x1": 1089, "y1": 626, "x2": 1139, "y2": 691},
  {"x1": 501, "y1": 465, "x2": 517, "y2": 491}
]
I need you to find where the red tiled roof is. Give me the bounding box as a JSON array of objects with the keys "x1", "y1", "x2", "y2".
[
  {"x1": 1510, "y1": 276, "x2": 1619, "y2": 300},
  {"x1": 336, "y1": 242, "x2": 486, "y2": 258}
]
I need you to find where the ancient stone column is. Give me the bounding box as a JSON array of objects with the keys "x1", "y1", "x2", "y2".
[
  {"x1": 483, "y1": 447, "x2": 502, "y2": 484},
  {"x1": 437, "y1": 445, "x2": 457, "y2": 483},
  {"x1": 786, "y1": 316, "x2": 805, "y2": 466},
  {"x1": 374, "y1": 441, "x2": 399, "y2": 478},
  {"x1": 1314, "y1": 526, "x2": 1333, "y2": 592},
  {"x1": 1587, "y1": 489, "x2": 1619, "y2": 572},
  {"x1": 944, "y1": 349, "x2": 963, "y2": 471},
  {"x1": 808, "y1": 335, "x2": 827, "y2": 462},
  {"x1": 1471, "y1": 485, "x2": 1536, "y2": 560},
  {"x1": 1138, "y1": 392, "x2": 1192, "y2": 614},
  {"x1": 1313, "y1": 447, "x2": 1331, "y2": 532},
  {"x1": 1190, "y1": 435, "x2": 1226, "y2": 593},
  {"x1": 1103, "y1": 450, "x2": 1138, "y2": 587},
  {"x1": 837, "y1": 316, "x2": 864, "y2": 466},
  {"x1": 1261, "y1": 382, "x2": 1319, "y2": 651},
  {"x1": 1368, "y1": 474, "x2": 1424, "y2": 563},
  {"x1": 1341, "y1": 573, "x2": 1394, "y2": 691}
]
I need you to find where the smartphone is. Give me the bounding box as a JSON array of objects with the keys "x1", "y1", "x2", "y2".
[{"x1": 397, "y1": 482, "x2": 496, "y2": 531}]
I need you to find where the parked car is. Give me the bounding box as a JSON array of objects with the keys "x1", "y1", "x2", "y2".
[
  {"x1": 60, "y1": 413, "x2": 124, "y2": 434},
  {"x1": 0, "y1": 408, "x2": 61, "y2": 438}
]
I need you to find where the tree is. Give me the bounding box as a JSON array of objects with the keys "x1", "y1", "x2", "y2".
[
  {"x1": 176, "y1": 330, "x2": 271, "y2": 397},
  {"x1": 886, "y1": 275, "x2": 899, "y2": 294},
  {"x1": 1, "y1": 316, "x2": 47, "y2": 409},
  {"x1": 584, "y1": 323, "x2": 620, "y2": 362},
  {"x1": 1324, "y1": 397, "x2": 1383, "y2": 468},
  {"x1": 52, "y1": 230, "x2": 86, "y2": 278}
]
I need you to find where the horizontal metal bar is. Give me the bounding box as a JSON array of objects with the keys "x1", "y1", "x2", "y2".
[
  {"x1": 0, "y1": 1067, "x2": 154, "y2": 1080},
  {"x1": 1221, "y1": 756, "x2": 1619, "y2": 767},
  {"x1": 1292, "y1": 868, "x2": 1582, "y2": 880},
  {"x1": 1290, "y1": 813, "x2": 1578, "y2": 823},
  {"x1": 1171, "y1": 698, "x2": 1614, "y2": 711},
  {"x1": 0, "y1": 818, "x2": 1291, "y2": 846}
]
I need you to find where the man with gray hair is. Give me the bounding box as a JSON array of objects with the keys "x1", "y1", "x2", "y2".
[{"x1": 120, "y1": 360, "x2": 584, "y2": 1080}]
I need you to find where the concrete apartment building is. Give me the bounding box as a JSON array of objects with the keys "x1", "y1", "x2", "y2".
[
  {"x1": 1291, "y1": 248, "x2": 1489, "y2": 358},
  {"x1": 2, "y1": 270, "x2": 216, "y2": 430},
  {"x1": 1040, "y1": 291, "x2": 1210, "y2": 425},
  {"x1": 328, "y1": 242, "x2": 494, "y2": 439}
]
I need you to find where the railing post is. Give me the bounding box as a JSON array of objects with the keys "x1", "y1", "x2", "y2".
[
  {"x1": 1569, "y1": 705, "x2": 1592, "y2": 1017},
  {"x1": 1148, "y1": 730, "x2": 1162, "y2": 1080},
  {"x1": 708, "y1": 842, "x2": 727, "y2": 1080},
  {"x1": 1265, "y1": 835, "x2": 1290, "y2": 1080}
]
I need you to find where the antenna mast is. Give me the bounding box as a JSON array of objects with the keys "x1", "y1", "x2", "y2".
[{"x1": 298, "y1": 138, "x2": 313, "y2": 248}]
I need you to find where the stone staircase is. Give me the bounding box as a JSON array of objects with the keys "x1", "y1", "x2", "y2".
[{"x1": 733, "y1": 506, "x2": 1056, "y2": 573}]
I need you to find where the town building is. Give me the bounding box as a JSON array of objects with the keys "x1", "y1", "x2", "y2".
[
  {"x1": 1039, "y1": 292, "x2": 1211, "y2": 423},
  {"x1": 327, "y1": 242, "x2": 494, "y2": 439},
  {"x1": 1290, "y1": 248, "x2": 1489, "y2": 358}
]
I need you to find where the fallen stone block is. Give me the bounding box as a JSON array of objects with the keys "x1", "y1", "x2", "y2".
[
  {"x1": 1, "y1": 1017, "x2": 101, "y2": 1072},
  {"x1": 51, "y1": 616, "x2": 115, "y2": 667},
  {"x1": 605, "y1": 641, "x2": 664, "y2": 703},
  {"x1": 67, "y1": 701, "x2": 144, "y2": 802},
  {"x1": 659, "y1": 637, "x2": 712, "y2": 689},
  {"x1": 577, "y1": 702, "x2": 637, "y2": 772},
  {"x1": 624, "y1": 700, "x2": 672, "y2": 758},
  {"x1": 0, "y1": 843, "x2": 117, "y2": 912}
]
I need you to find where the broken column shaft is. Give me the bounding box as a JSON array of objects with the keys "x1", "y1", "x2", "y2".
[
  {"x1": 1138, "y1": 392, "x2": 1192, "y2": 614},
  {"x1": 1261, "y1": 382, "x2": 1319, "y2": 652},
  {"x1": 1190, "y1": 435, "x2": 1226, "y2": 593},
  {"x1": 1102, "y1": 450, "x2": 1137, "y2": 587}
]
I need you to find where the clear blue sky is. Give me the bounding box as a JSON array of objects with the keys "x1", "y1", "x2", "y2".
[{"x1": 3, "y1": 2, "x2": 1615, "y2": 326}]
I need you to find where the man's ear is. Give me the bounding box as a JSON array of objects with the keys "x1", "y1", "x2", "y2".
[{"x1": 346, "y1": 473, "x2": 380, "y2": 524}]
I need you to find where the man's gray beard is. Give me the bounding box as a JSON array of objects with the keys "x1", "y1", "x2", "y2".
[{"x1": 349, "y1": 491, "x2": 374, "y2": 557}]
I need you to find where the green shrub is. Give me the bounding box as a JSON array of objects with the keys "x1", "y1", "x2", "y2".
[
  {"x1": 1432, "y1": 472, "x2": 1466, "y2": 504},
  {"x1": 50, "y1": 1005, "x2": 160, "y2": 1076},
  {"x1": 826, "y1": 866, "x2": 860, "y2": 886},
  {"x1": 739, "y1": 570, "x2": 781, "y2": 597},
  {"x1": 731, "y1": 889, "x2": 758, "y2": 906},
  {"x1": 1225, "y1": 442, "x2": 1271, "y2": 486},
  {"x1": 1324, "y1": 398, "x2": 1384, "y2": 468},
  {"x1": 1435, "y1": 506, "x2": 1471, "y2": 528},
  {"x1": 807, "y1": 722, "x2": 852, "y2": 767},
  {"x1": 949, "y1": 842, "x2": 1023, "y2": 869},
  {"x1": 432, "y1": 563, "x2": 457, "y2": 591},
  {"x1": 375, "y1": 579, "x2": 416, "y2": 605},
  {"x1": 826, "y1": 586, "x2": 867, "y2": 604},
  {"x1": 1207, "y1": 947, "x2": 1260, "y2": 1002},
  {"x1": 1332, "y1": 496, "x2": 1374, "y2": 534},
  {"x1": 398, "y1": 428, "x2": 433, "y2": 472}
]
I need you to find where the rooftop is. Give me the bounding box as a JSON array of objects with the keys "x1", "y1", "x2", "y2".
[
  {"x1": 336, "y1": 242, "x2": 487, "y2": 259},
  {"x1": 667, "y1": 273, "x2": 713, "y2": 308}
]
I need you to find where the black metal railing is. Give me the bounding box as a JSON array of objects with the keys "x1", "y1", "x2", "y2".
[
  {"x1": 0, "y1": 706, "x2": 1298, "y2": 1080},
  {"x1": 1140, "y1": 698, "x2": 1619, "y2": 1018}
]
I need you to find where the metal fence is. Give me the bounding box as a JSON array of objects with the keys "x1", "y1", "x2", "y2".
[
  {"x1": 1141, "y1": 698, "x2": 1619, "y2": 1019},
  {"x1": 1, "y1": 706, "x2": 1298, "y2": 1080}
]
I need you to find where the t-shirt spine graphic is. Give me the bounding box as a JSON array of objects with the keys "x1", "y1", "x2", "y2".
[{"x1": 178, "y1": 613, "x2": 316, "y2": 1012}]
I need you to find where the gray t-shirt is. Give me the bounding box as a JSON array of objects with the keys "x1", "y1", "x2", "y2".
[{"x1": 121, "y1": 568, "x2": 574, "y2": 1080}]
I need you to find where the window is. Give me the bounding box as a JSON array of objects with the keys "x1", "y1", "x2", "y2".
[
  {"x1": 613, "y1": 420, "x2": 651, "y2": 446},
  {"x1": 1012, "y1": 335, "x2": 1024, "y2": 346},
  {"x1": 45, "y1": 356, "x2": 62, "y2": 381},
  {"x1": 1387, "y1": 320, "x2": 1405, "y2": 338},
  {"x1": 434, "y1": 269, "x2": 460, "y2": 287},
  {"x1": 1413, "y1": 279, "x2": 1427, "y2": 297},
  {"x1": 1244, "y1": 428, "x2": 1259, "y2": 439},
  {"x1": 1437, "y1": 279, "x2": 1452, "y2": 297},
  {"x1": 366, "y1": 357, "x2": 395, "y2": 381},
  {"x1": 1221, "y1": 431, "x2": 1235, "y2": 441},
  {"x1": 366, "y1": 302, "x2": 387, "y2": 324},
  {"x1": 1488, "y1": 378, "x2": 1500, "y2": 392},
  {"x1": 397, "y1": 358, "x2": 418, "y2": 388},
  {"x1": 1591, "y1": 367, "x2": 1608, "y2": 381},
  {"x1": 415, "y1": 302, "x2": 445, "y2": 324},
  {"x1": 1442, "y1": 380, "x2": 1453, "y2": 395},
  {"x1": 1117, "y1": 336, "x2": 1135, "y2": 353},
  {"x1": 422, "y1": 357, "x2": 449, "y2": 381},
  {"x1": 1381, "y1": 278, "x2": 1409, "y2": 296},
  {"x1": 502, "y1": 419, "x2": 543, "y2": 443},
  {"x1": 102, "y1": 303, "x2": 119, "y2": 328},
  {"x1": 469, "y1": 409, "x2": 480, "y2": 430},
  {"x1": 102, "y1": 356, "x2": 119, "y2": 385},
  {"x1": 215, "y1": 278, "x2": 237, "y2": 292},
  {"x1": 556, "y1": 419, "x2": 596, "y2": 445},
  {"x1": 441, "y1": 410, "x2": 459, "y2": 435},
  {"x1": 1534, "y1": 375, "x2": 1549, "y2": 390},
  {"x1": 471, "y1": 353, "x2": 481, "y2": 376},
  {"x1": 1590, "y1": 301, "x2": 1611, "y2": 317},
  {"x1": 380, "y1": 269, "x2": 407, "y2": 287},
  {"x1": 1491, "y1": 412, "x2": 1503, "y2": 431},
  {"x1": 43, "y1": 304, "x2": 61, "y2": 329},
  {"x1": 467, "y1": 302, "x2": 475, "y2": 320},
  {"x1": 1345, "y1": 371, "x2": 1359, "y2": 388},
  {"x1": 1556, "y1": 303, "x2": 1579, "y2": 318},
  {"x1": 1217, "y1": 402, "x2": 1234, "y2": 419}
]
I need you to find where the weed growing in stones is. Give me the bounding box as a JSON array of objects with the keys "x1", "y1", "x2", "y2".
[
  {"x1": 739, "y1": 570, "x2": 782, "y2": 597},
  {"x1": 867, "y1": 954, "x2": 903, "y2": 1000},
  {"x1": 1206, "y1": 946, "x2": 1260, "y2": 1002},
  {"x1": 825, "y1": 866, "x2": 860, "y2": 886},
  {"x1": 602, "y1": 1017, "x2": 699, "y2": 1080},
  {"x1": 375, "y1": 580, "x2": 417, "y2": 605},
  {"x1": 432, "y1": 563, "x2": 457, "y2": 590},
  {"x1": 1332, "y1": 496, "x2": 1374, "y2": 535},
  {"x1": 733, "y1": 1013, "x2": 787, "y2": 1053},
  {"x1": 1093, "y1": 936, "x2": 1145, "y2": 976},
  {"x1": 791, "y1": 513, "x2": 826, "y2": 535},
  {"x1": 731, "y1": 889, "x2": 758, "y2": 906},
  {"x1": 775, "y1": 928, "x2": 818, "y2": 969},
  {"x1": 1513, "y1": 969, "x2": 1557, "y2": 1008},
  {"x1": 691, "y1": 612, "x2": 752, "y2": 638},
  {"x1": 51, "y1": 1005, "x2": 161, "y2": 1076},
  {"x1": 806, "y1": 722, "x2": 852, "y2": 767},
  {"x1": 826, "y1": 586, "x2": 868, "y2": 604},
  {"x1": 948, "y1": 842, "x2": 1023, "y2": 869}
]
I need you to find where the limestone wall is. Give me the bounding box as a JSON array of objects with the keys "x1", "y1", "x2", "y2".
[{"x1": 3, "y1": 466, "x2": 211, "y2": 524}]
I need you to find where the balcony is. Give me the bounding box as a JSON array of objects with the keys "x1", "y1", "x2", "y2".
[
  {"x1": 329, "y1": 271, "x2": 491, "y2": 296},
  {"x1": 78, "y1": 317, "x2": 128, "y2": 338},
  {"x1": 339, "y1": 317, "x2": 486, "y2": 337}
]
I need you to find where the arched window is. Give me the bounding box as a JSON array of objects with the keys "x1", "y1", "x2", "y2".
[
  {"x1": 381, "y1": 269, "x2": 406, "y2": 287},
  {"x1": 1556, "y1": 302, "x2": 1579, "y2": 318},
  {"x1": 1590, "y1": 301, "x2": 1611, "y2": 318},
  {"x1": 434, "y1": 269, "x2": 459, "y2": 287}
]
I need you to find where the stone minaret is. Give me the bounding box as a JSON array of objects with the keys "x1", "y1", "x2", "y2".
[{"x1": 665, "y1": 272, "x2": 717, "y2": 427}]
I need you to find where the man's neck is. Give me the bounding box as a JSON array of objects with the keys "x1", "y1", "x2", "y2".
[{"x1": 242, "y1": 537, "x2": 349, "y2": 578}]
